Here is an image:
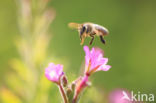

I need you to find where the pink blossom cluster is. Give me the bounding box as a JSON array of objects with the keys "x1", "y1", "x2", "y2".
[{"x1": 44, "y1": 46, "x2": 111, "y2": 103}]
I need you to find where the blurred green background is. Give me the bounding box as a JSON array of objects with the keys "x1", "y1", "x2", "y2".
[{"x1": 0, "y1": 0, "x2": 156, "y2": 102}]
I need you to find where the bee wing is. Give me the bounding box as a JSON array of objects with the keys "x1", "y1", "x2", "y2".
[
  {"x1": 68, "y1": 22, "x2": 81, "y2": 30},
  {"x1": 94, "y1": 24, "x2": 109, "y2": 36}
]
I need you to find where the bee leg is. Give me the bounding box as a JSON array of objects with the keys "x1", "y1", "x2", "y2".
[
  {"x1": 80, "y1": 35, "x2": 86, "y2": 45},
  {"x1": 89, "y1": 35, "x2": 94, "y2": 45},
  {"x1": 100, "y1": 35, "x2": 105, "y2": 44}
]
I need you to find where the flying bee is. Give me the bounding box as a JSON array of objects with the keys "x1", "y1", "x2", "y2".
[{"x1": 68, "y1": 22, "x2": 109, "y2": 45}]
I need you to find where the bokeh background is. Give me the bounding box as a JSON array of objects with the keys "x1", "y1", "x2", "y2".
[{"x1": 0, "y1": 0, "x2": 156, "y2": 103}]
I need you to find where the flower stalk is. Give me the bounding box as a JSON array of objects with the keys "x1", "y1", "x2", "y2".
[{"x1": 58, "y1": 83, "x2": 68, "y2": 103}]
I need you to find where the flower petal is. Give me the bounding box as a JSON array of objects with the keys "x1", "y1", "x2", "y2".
[
  {"x1": 97, "y1": 65, "x2": 111, "y2": 71},
  {"x1": 45, "y1": 63, "x2": 64, "y2": 83},
  {"x1": 84, "y1": 46, "x2": 90, "y2": 56}
]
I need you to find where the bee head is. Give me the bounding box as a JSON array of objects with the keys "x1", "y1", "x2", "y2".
[
  {"x1": 78, "y1": 25, "x2": 87, "y2": 45},
  {"x1": 79, "y1": 25, "x2": 87, "y2": 40}
]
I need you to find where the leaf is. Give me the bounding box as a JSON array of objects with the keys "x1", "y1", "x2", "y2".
[
  {"x1": 9, "y1": 58, "x2": 34, "y2": 83},
  {"x1": 0, "y1": 88, "x2": 22, "y2": 103}
]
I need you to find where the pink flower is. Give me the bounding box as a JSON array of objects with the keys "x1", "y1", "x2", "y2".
[
  {"x1": 109, "y1": 89, "x2": 132, "y2": 103},
  {"x1": 45, "y1": 63, "x2": 64, "y2": 84},
  {"x1": 84, "y1": 46, "x2": 111, "y2": 76}
]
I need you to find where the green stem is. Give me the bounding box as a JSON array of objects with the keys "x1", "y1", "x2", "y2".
[
  {"x1": 72, "y1": 94, "x2": 78, "y2": 103},
  {"x1": 58, "y1": 84, "x2": 68, "y2": 103}
]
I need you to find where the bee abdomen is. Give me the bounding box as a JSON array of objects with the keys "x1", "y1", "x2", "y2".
[
  {"x1": 98, "y1": 28, "x2": 108, "y2": 35},
  {"x1": 95, "y1": 25, "x2": 109, "y2": 36}
]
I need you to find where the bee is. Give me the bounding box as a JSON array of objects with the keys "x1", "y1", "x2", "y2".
[{"x1": 68, "y1": 22, "x2": 109, "y2": 45}]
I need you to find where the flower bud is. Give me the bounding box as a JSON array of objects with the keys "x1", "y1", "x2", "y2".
[
  {"x1": 71, "y1": 82, "x2": 76, "y2": 91},
  {"x1": 66, "y1": 88, "x2": 74, "y2": 102},
  {"x1": 61, "y1": 75, "x2": 68, "y2": 87},
  {"x1": 66, "y1": 88, "x2": 72, "y2": 96}
]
